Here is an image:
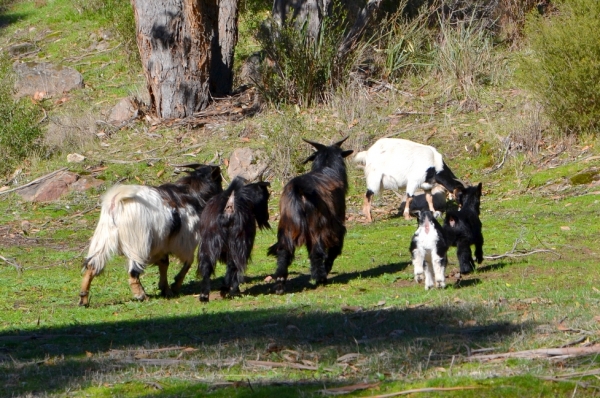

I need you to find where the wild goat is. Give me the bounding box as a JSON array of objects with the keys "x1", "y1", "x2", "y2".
[
  {"x1": 79, "y1": 164, "x2": 223, "y2": 306},
  {"x1": 197, "y1": 177, "x2": 270, "y2": 302},
  {"x1": 354, "y1": 138, "x2": 464, "y2": 222},
  {"x1": 409, "y1": 210, "x2": 449, "y2": 289},
  {"x1": 267, "y1": 137, "x2": 353, "y2": 294},
  {"x1": 443, "y1": 183, "x2": 484, "y2": 275}
]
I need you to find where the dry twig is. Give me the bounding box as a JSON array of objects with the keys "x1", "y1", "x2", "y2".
[
  {"x1": 468, "y1": 345, "x2": 600, "y2": 361},
  {"x1": 0, "y1": 254, "x2": 23, "y2": 274},
  {"x1": 367, "y1": 386, "x2": 482, "y2": 397},
  {"x1": 0, "y1": 167, "x2": 68, "y2": 196},
  {"x1": 484, "y1": 248, "x2": 560, "y2": 260}
]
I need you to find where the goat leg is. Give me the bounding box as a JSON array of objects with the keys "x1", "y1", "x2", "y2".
[
  {"x1": 79, "y1": 264, "x2": 95, "y2": 307},
  {"x1": 221, "y1": 259, "x2": 242, "y2": 298},
  {"x1": 198, "y1": 255, "x2": 215, "y2": 302},
  {"x1": 171, "y1": 261, "x2": 192, "y2": 295},
  {"x1": 273, "y1": 249, "x2": 293, "y2": 295},
  {"x1": 456, "y1": 242, "x2": 475, "y2": 274},
  {"x1": 157, "y1": 256, "x2": 174, "y2": 298},
  {"x1": 128, "y1": 268, "x2": 147, "y2": 301},
  {"x1": 362, "y1": 190, "x2": 374, "y2": 222},
  {"x1": 404, "y1": 194, "x2": 414, "y2": 220},
  {"x1": 425, "y1": 190, "x2": 441, "y2": 218},
  {"x1": 310, "y1": 243, "x2": 328, "y2": 286}
]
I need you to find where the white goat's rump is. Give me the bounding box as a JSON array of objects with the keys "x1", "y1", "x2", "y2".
[
  {"x1": 85, "y1": 184, "x2": 200, "y2": 275},
  {"x1": 354, "y1": 138, "x2": 463, "y2": 222}
]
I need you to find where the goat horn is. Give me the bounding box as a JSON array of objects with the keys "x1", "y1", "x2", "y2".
[
  {"x1": 302, "y1": 138, "x2": 325, "y2": 150},
  {"x1": 333, "y1": 136, "x2": 349, "y2": 147}
]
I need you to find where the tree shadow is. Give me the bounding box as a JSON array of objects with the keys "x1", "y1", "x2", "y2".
[
  {"x1": 0, "y1": 11, "x2": 28, "y2": 30},
  {"x1": 0, "y1": 303, "x2": 536, "y2": 396}
]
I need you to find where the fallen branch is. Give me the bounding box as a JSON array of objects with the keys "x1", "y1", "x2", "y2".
[
  {"x1": 119, "y1": 358, "x2": 239, "y2": 367},
  {"x1": 246, "y1": 360, "x2": 318, "y2": 371},
  {"x1": 109, "y1": 346, "x2": 194, "y2": 355},
  {"x1": 103, "y1": 158, "x2": 161, "y2": 165},
  {"x1": 468, "y1": 345, "x2": 600, "y2": 361},
  {"x1": 484, "y1": 248, "x2": 560, "y2": 260},
  {"x1": 0, "y1": 254, "x2": 23, "y2": 274},
  {"x1": 0, "y1": 167, "x2": 68, "y2": 196},
  {"x1": 537, "y1": 376, "x2": 600, "y2": 390},
  {"x1": 367, "y1": 386, "x2": 482, "y2": 397}
]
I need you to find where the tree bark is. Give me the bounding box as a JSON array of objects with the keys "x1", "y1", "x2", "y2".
[
  {"x1": 272, "y1": 0, "x2": 328, "y2": 39},
  {"x1": 132, "y1": 0, "x2": 217, "y2": 119},
  {"x1": 210, "y1": 0, "x2": 239, "y2": 96}
]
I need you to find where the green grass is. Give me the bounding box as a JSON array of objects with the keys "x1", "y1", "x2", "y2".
[{"x1": 1, "y1": 0, "x2": 600, "y2": 396}]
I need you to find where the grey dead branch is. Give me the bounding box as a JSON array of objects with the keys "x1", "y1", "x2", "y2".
[{"x1": 468, "y1": 345, "x2": 600, "y2": 361}]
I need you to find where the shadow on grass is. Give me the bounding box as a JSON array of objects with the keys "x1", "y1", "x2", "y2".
[
  {"x1": 0, "y1": 301, "x2": 534, "y2": 396},
  {"x1": 0, "y1": 10, "x2": 29, "y2": 30}
]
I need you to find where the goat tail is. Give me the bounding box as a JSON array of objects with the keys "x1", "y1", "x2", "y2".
[
  {"x1": 82, "y1": 185, "x2": 147, "y2": 276},
  {"x1": 353, "y1": 151, "x2": 368, "y2": 165}
]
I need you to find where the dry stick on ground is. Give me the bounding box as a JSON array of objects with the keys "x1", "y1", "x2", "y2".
[
  {"x1": 0, "y1": 254, "x2": 23, "y2": 274},
  {"x1": 0, "y1": 167, "x2": 68, "y2": 196},
  {"x1": 537, "y1": 376, "x2": 600, "y2": 391},
  {"x1": 468, "y1": 345, "x2": 600, "y2": 361},
  {"x1": 246, "y1": 360, "x2": 318, "y2": 371},
  {"x1": 484, "y1": 248, "x2": 560, "y2": 260},
  {"x1": 367, "y1": 386, "x2": 482, "y2": 397}
]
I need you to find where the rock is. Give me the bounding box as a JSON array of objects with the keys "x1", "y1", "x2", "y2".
[
  {"x1": 6, "y1": 42, "x2": 37, "y2": 57},
  {"x1": 13, "y1": 61, "x2": 84, "y2": 99},
  {"x1": 67, "y1": 153, "x2": 86, "y2": 163},
  {"x1": 17, "y1": 171, "x2": 79, "y2": 202},
  {"x1": 70, "y1": 176, "x2": 104, "y2": 192},
  {"x1": 108, "y1": 97, "x2": 140, "y2": 126},
  {"x1": 227, "y1": 147, "x2": 268, "y2": 181}
]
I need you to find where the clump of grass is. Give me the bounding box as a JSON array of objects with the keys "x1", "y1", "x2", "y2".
[
  {"x1": 0, "y1": 54, "x2": 44, "y2": 178},
  {"x1": 263, "y1": 112, "x2": 308, "y2": 181},
  {"x1": 434, "y1": 12, "x2": 506, "y2": 102},
  {"x1": 517, "y1": 0, "x2": 600, "y2": 135}
]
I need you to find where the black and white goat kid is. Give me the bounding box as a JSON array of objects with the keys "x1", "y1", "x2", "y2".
[
  {"x1": 443, "y1": 183, "x2": 484, "y2": 276},
  {"x1": 409, "y1": 210, "x2": 449, "y2": 289},
  {"x1": 197, "y1": 177, "x2": 270, "y2": 302},
  {"x1": 79, "y1": 164, "x2": 223, "y2": 306}
]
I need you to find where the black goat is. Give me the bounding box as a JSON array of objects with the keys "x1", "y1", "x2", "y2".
[
  {"x1": 197, "y1": 177, "x2": 271, "y2": 302},
  {"x1": 79, "y1": 164, "x2": 223, "y2": 306},
  {"x1": 267, "y1": 137, "x2": 353, "y2": 294},
  {"x1": 443, "y1": 183, "x2": 484, "y2": 275}
]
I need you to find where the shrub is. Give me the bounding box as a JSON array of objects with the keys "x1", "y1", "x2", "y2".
[
  {"x1": 0, "y1": 55, "x2": 44, "y2": 177},
  {"x1": 255, "y1": 5, "x2": 349, "y2": 107},
  {"x1": 517, "y1": 0, "x2": 600, "y2": 134}
]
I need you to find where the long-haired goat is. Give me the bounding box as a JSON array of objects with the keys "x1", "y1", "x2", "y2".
[
  {"x1": 443, "y1": 183, "x2": 484, "y2": 276},
  {"x1": 409, "y1": 210, "x2": 449, "y2": 290},
  {"x1": 197, "y1": 177, "x2": 270, "y2": 302},
  {"x1": 267, "y1": 137, "x2": 353, "y2": 294},
  {"x1": 354, "y1": 138, "x2": 464, "y2": 222},
  {"x1": 79, "y1": 164, "x2": 223, "y2": 306}
]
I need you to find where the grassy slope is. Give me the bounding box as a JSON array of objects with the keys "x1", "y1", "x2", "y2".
[{"x1": 1, "y1": 0, "x2": 600, "y2": 397}]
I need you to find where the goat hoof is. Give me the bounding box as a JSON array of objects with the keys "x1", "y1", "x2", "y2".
[
  {"x1": 425, "y1": 284, "x2": 433, "y2": 290},
  {"x1": 78, "y1": 299, "x2": 89, "y2": 307},
  {"x1": 133, "y1": 293, "x2": 147, "y2": 301},
  {"x1": 199, "y1": 294, "x2": 209, "y2": 303},
  {"x1": 436, "y1": 281, "x2": 446, "y2": 288},
  {"x1": 161, "y1": 288, "x2": 174, "y2": 298},
  {"x1": 169, "y1": 283, "x2": 181, "y2": 295},
  {"x1": 414, "y1": 273, "x2": 424, "y2": 283},
  {"x1": 433, "y1": 211, "x2": 441, "y2": 218}
]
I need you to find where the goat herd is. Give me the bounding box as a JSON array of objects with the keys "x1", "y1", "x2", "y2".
[{"x1": 78, "y1": 137, "x2": 484, "y2": 306}]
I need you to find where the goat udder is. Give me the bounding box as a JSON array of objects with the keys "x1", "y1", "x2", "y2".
[{"x1": 424, "y1": 220, "x2": 430, "y2": 234}]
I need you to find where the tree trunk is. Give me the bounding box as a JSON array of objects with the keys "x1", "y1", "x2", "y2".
[
  {"x1": 210, "y1": 0, "x2": 239, "y2": 96},
  {"x1": 132, "y1": 0, "x2": 217, "y2": 119},
  {"x1": 272, "y1": 0, "x2": 329, "y2": 39}
]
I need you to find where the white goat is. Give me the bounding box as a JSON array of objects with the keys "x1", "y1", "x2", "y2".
[
  {"x1": 354, "y1": 138, "x2": 463, "y2": 222},
  {"x1": 79, "y1": 164, "x2": 222, "y2": 306}
]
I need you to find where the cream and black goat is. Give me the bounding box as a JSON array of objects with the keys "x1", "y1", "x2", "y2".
[{"x1": 79, "y1": 164, "x2": 223, "y2": 306}]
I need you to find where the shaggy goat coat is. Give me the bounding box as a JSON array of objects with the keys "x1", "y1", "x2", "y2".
[
  {"x1": 267, "y1": 137, "x2": 353, "y2": 294},
  {"x1": 354, "y1": 138, "x2": 463, "y2": 221},
  {"x1": 79, "y1": 165, "x2": 223, "y2": 306},
  {"x1": 443, "y1": 183, "x2": 484, "y2": 275},
  {"x1": 409, "y1": 210, "x2": 449, "y2": 289},
  {"x1": 197, "y1": 177, "x2": 270, "y2": 302}
]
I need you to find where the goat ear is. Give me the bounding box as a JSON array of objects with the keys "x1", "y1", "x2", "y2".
[
  {"x1": 477, "y1": 182, "x2": 483, "y2": 196},
  {"x1": 341, "y1": 149, "x2": 354, "y2": 158},
  {"x1": 302, "y1": 152, "x2": 317, "y2": 164},
  {"x1": 333, "y1": 136, "x2": 349, "y2": 147},
  {"x1": 302, "y1": 138, "x2": 326, "y2": 151},
  {"x1": 257, "y1": 181, "x2": 271, "y2": 187}
]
